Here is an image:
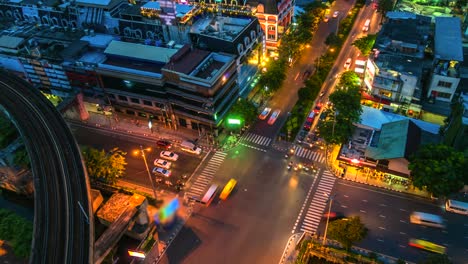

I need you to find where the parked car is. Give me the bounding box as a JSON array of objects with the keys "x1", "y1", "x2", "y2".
[
  {"x1": 154, "y1": 158, "x2": 172, "y2": 169},
  {"x1": 160, "y1": 151, "x2": 179, "y2": 161},
  {"x1": 180, "y1": 140, "x2": 202, "y2": 155},
  {"x1": 268, "y1": 110, "x2": 281, "y2": 125},
  {"x1": 313, "y1": 102, "x2": 323, "y2": 114},
  {"x1": 259, "y1": 107, "x2": 272, "y2": 120},
  {"x1": 322, "y1": 212, "x2": 346, "y2": 221},
  {"x1": 152, "y1": 167, "x2": 172, "y2": 177},
  {"x1": 156, "y1": 140, "x2": 172, "y2": 149}
]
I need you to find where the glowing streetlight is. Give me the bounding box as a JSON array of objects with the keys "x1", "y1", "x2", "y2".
[
  {"x1": 323, "y1": 193, "x2": 337, "y2": 246},
  {"x1": 134, "y1": 146, "x2": 158, "y2": 199}
]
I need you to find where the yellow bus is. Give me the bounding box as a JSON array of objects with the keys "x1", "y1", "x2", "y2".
[
  {"x1": 219, "y1": 179, "x2": 237, "y2": 200},
  {"x1": 408, "y1": 239, "x2": 446, "y2": 254}
]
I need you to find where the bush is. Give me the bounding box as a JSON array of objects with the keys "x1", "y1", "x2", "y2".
[{"x1": 0, "y1": 209, "x2": 33, "y2": 258}]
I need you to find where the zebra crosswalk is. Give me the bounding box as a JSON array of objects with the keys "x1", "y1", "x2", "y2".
[
  {"x1": 185, "y1": 151, "x2": 227, "y2": 200},
  {"x1": 299, "y1": 171, "x2": 336, "y2": 234},
  {"x1": 240, "y1": 133, "x2": 272, "y2": 147},
  {"x1": 294, "y1": 146, "x2": 325, "y2": 163}
]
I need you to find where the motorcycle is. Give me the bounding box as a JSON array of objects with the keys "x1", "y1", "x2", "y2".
[{"x1": 287, "y1": 161, "x2": 293, "y2": 171}]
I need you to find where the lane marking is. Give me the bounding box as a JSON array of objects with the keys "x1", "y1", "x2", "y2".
[
  {"x1": 343, "y1": 194, "x2": 349, "y2": 198},
  {"x1": 399, "y1": 220, "x2": 407, "y2": 224},
  {"x1": 379, "y1": 204, "x2": 387, "y2": 207},
  {"x1": 379, "y1": 215, "x2": 386, "y2": 218},
  {"x1": 400, "y1": 209, "x2": 407, "y2": 212},
  {"x1": 341, "y1": 205, "x2": 348, "y2": 208},
  {"x1": 362, "y1": 199, "x2": 368, "y2": 202},
  {"x1": 378, "y1": 227, "x2": 386, "y2": 230},
  {"x1": 360, "y1": 210, "x2": 366, "y2": 213},
  {"x1": 377, "y1": 239, "x2": 384, "y2": 242},
  {"x1": 399, "y1": 232, "x2": 406, "y2": 235},
  {"x1": 294, "y1": 72, "x2": 300, "y2": 80},
  {"x1": 399, "y1": 245, "x2": 406, "y2": 248}
]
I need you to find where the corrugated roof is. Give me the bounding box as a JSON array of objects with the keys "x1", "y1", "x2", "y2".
[
  {"x1": 435, "y1": 17, "x2": 464, "y2": 61},
  {"x1": 358, "y1": 106, "x2": 440, "y2": 134},
  {"x1": 0, "y1": 35, "x2": 25, "y2": 49},
  {"x1": 104, "y1": 41, "x2": 178, "y2": 63}
]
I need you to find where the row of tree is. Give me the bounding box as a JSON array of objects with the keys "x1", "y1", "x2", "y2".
[{"x1": 317, "y1": 71, "x2": 362, "y2": 145}]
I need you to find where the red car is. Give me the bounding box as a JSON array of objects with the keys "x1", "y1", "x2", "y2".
[
  {"x1": 313, "y1": 103, "x2": 323, "y2": 114},
  {"x1": 156, "y1": 140, "x2": 172, "y2": 149}
]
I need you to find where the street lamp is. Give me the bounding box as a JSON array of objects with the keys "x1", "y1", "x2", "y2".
[
  {"x1": 134, "y1": 146, "x2": 158, "y2": 199},
  {"x1": 322, "y1": 193, "x2": 337, "y2": 246}
]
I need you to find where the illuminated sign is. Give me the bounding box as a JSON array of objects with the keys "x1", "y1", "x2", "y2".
[{"x1": 227, "y1": 118, "x2": 241, "y2": 125}]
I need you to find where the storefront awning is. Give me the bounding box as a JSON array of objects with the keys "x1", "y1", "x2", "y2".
[{"x1": 361, "y1": 92, "x2": 390, "y2": 105}]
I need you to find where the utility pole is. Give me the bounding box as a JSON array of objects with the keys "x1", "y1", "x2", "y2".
[
  {"x1": 139, "y1": 145, "x2": 158, "y2": 199},
  {"x1": 322, "y1": 193, "x2": 337, "y2": 246}
]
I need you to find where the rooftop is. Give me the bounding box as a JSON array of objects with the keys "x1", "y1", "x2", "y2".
[
  {"x1": 357, "y1": 105, "x2": 440, "y2": 134},
  {"x1": 191, "y1": 16, "x2": 253, "y2": 41},
  {"x1": 0, "y1": 35, "x2": 25, "y2": 49},
  {"x1": 374, "y1": 53, "x2": 423, "y2": 77},
  {"x1": 104, "y1": 40, "x2": 178, "y2": 63},
  {"x1": 163, "y1": 44, "x2": 235, "y2": 80},
  {"x1": 435, "y1": 17, "x2": 463, "y2": 61},
  {"x1": 365, "y1": 119, "x2": 421, "y2": 160}
]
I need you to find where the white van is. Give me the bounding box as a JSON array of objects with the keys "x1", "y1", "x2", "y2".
[
  {"x1": 445, "y1": 199, "x2": 468, "y2": 215},
  {"x1": 180, "y1": 140, "x2": 202, "y2": 155},
  {"x1": 409, "y1": 212, "x2": 445, "y2": 228}
]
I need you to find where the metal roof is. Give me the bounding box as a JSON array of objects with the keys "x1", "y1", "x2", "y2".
[
  {"x1": 104, "y1": 41, "x2": 178, "y2": 63},
  {"x1": 435, "y1": 17, "x2": 464, "y2": 61},
  {"x1": 0, "y1": 35, "x2": 25, "y2": 49}
]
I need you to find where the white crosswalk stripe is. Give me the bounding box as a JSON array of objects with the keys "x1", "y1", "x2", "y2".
[
  {"x1": 294, "y1": 146, "x2": 325, "y2": 163},
  {"x1": 240, "y1": 132, "x2": 272, "y2": 147},
  {"x1": 185, "y1": 152, "x2": 227, "y2": 200},
  {"x1": 298, "y1": 171, "x2": 337, "y2": 234}
]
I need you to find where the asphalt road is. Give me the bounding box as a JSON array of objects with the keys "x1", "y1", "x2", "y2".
[
  {"x1": 70, "y1": 123, "x2": 202, "y2": 192},
  {"x1": 162, "y1": 144, "x2": 318, "y2": 264},
  {"x1": 317, "y1": 180, "x2": 468, "y2": 263},
  {"x1": 250, "y1": 0, "x2": 356, "y2": 139},
  {"x1": 0, "y1": 71, "x2": 93, "y2": 263}
]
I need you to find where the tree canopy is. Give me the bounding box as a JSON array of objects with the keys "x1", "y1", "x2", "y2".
[
  {"x1": 227, "y1": 98, "x2": 258, "y2": 126},
  {"x1": 317, "y1": 78, "x2": 362, "y2": 145},
  {"x1": 327, "y1": 216, "x2": 367, "y2": 251},
  {"x1": 352, "y1": 34, "x2": 377, "y2": 56},
  {"x1": 0, "y1": 209, "x2": 32, "y2": 258},
  {"x1": 377, "y1": 0, "x2": 394, "y2": 18},
  {"x1": 408, "y1": 144, "x2": 467, "y2": 197},
  {"x1": 81, "y1": 146, "x2": 127, "y2": 184}
]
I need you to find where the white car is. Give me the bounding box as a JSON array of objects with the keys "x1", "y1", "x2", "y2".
[
  {"x1": 344, "y1": 58, "x2": 352, "y2": 70},
  {"x1": 160, "y1": 151, "x2": 179, "y2": 161},
  {"x1": 152, "y1": 167, "x2": 172, "y2": 177},
  {"x1": 154, "y1": 158, "x2": 172, "y2": 169},
  {"x1": 333, "y1": 11, "x2": 339, "y2": 18},
  {"x1": 268, "y1": 110, "x2": 281, "y2": 125},
  {"x1": 259, "y1": 107, "x2": 272, "y2": 120}
]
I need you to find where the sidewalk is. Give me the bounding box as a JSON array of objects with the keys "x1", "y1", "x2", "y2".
[
  {"x1": 62, "y1": 105, "x2": 224, "y2": 152},
  {"x1": 278, "y1": 233, "x2": 302, "y2": 264},
  {"x1": 325, "y1": 145, "x2": 431, "y2": 199}
]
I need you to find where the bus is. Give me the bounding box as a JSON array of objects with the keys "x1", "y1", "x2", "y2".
[
  {"x1": 200, "y1": 184, "x2": 218, "y2": 206},
  {"x1": 409, "y1": 212, "x2": 445, "y2": 228},
  {"x1": 445, "y1": 199, "x2": 468, "y2": 215},
  {"x1": 408, "y1": 239, "x2": 446, "y2": 254},
  {"x1": 219, "y1": 179, "x2": 237, "y2": 200},
  {"x1": 362, "y1": 19, "x2": 371, "y2": 32}
]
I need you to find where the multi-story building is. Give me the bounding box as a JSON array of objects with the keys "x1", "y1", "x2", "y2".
[
  {"x1": 95, "y1": 41, "x2": 237, "y2": 135},
  {"x1": 363, "y1": 12, "x2": 431, "y2": 116},
  {"x1": 426, "y1": 17, "x2": 463, "y2": 104},
  {"x1": 443, "y1": 92, "x2": 468, "y2": 154}
]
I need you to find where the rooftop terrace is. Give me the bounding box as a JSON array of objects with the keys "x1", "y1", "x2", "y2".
[{"x1": 191, "y1": 16, "x2": 252, "y2": 41}]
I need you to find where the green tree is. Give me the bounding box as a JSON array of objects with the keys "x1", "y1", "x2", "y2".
[
  {"x1": 0, "y1": 209, "x2": 32, "y2": 258},
  {"x1": 317, "y1": 85, "x2": 362, "y2": 144},
  {"x1": 0, "y1": 114, "x2": 18, "y2": 149},
  {"x1": 377, "y1": 0, "x2": 394, "y2": 20},
  {"x1": 228, "y1": 98, "x2": 257, "y2": 125},
  {"x1": 325, "y1": 33, "x2": 341, "y2": 47},
  {"x1": 327, "y1": 216, "x2": 367, "y2": 250},
  {"x1": 352, "y1": 34, "x2": 377, "y2": 56},
  {"x1": 13, "y1": 146, "x2": 30, "y2": 169},
  {"x1": 258, "y1": 59, "x2": 287, "y2": 91},
  {"x1": 337, "y1": 71, "x2": 361, "y2": 89},
  {"x1": 82, "y1": 146, "x2": 127, "y2": 184},
  {"x1": 408, "y1": 144, "x2": 467, "y2": 197},
  {"x1": 418, "y1": 254, "x2": 452, "y2": 264}
]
